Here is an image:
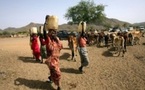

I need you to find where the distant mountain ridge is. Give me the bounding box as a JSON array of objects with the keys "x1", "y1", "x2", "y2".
[
  {"x1": 1, "y1": 22, "x2": 43, "y2": 33},
  {"x1": 1, "y1": 18, "x2": 145, "y2": 33},
  {"x1": 133, "y1": 22, "x2": 145, "y2": 26}
]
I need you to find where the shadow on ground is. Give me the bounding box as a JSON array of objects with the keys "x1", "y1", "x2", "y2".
[
  {"x1": 14, "y1": 78, "x2": 55, "y2": 90},
  {"x1": 102, "y1": 51, "x2": 113, "y2": 57},
  {"x1": 60, "y1": 53, "x2": 71, "y2": 60},
  {"x1": 60, "y1": 68, "x2": 82, "y2": 74},
  {"x1": 18, "y1": 56, "x2": 38, "y2": 63},
  {"x1": 102, "y1": 47, "x2": 114, "y2": 57},
  {"x1": 101, "y1": 47, "x2": 125, "y2": 57},
  {"x1": 134, "y1": 55, "x2": 145, "y2": 64},
  {"x1": 142, "y1": 43, "x2": 145, "y2": 45}
]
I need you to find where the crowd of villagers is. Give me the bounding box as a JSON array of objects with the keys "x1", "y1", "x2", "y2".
[{"x1": 29, "y1": 15, "x2": 89, "y2": 90}]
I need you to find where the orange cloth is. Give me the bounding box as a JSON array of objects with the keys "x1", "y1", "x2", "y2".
[
  {"x1": 45, "y1": 36, "x2": 63, "y2": 86},
  {"x1": 79, "y1": 37, "x2": 87, "y2": 47}
]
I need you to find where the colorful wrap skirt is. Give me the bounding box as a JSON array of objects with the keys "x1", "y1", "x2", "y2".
[{"x1": 78, "y1": 47, "x2": 89, "y2": 67}]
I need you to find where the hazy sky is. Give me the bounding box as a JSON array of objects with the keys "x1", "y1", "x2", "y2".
[{"x1": 0, "y1": 0, "x2": 145, "y2": 29}]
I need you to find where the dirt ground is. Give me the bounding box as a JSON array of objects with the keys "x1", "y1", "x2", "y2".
[{"x1": 0, "y1": 37, "x2": 145, "y2": 90}]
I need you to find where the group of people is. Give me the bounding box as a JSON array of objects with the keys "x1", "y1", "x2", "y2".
[
  {"x1": 30, "y1": 15, "x2": 89, "y2": 90},
  {"x1": 30, "y1": 27, "x2": 63, "y2": 90}
]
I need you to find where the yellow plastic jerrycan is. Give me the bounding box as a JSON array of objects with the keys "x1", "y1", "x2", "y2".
[
  {"x1": 45, "y1": 15, "x2": 58, "y2": 31},
  {"x1": 78, "y1": 21, "x2": 86, "y2": 32}
]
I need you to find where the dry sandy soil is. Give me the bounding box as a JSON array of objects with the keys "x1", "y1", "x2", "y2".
[{"x1": 0, "y1": 37, "x2": 145, "y2": 90}]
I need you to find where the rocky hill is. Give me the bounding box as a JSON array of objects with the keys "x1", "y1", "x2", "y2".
[
  {"x1": 2, "y1": 22, "x2": 43, "y2": 33},
  {"x1": 0, "y1": 18, "x2": 144, "y2": 33},
  {"x1": 133, "y1": 22, "x2": 145, "y2": 26}
]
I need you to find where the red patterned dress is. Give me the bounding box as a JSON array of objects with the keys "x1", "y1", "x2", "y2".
[
  {"x1": 45, "y1": 37, "x2": 63, "y2": 86},
  {"x1": 31, "y1": 35, "x2": 40, "y2": 60}
]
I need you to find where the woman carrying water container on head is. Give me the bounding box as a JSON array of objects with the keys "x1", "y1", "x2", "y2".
[
  {"x1": 30, "y1": 27, "x2": 41, "y2": 62},
  {"x1": 44, "y1": 15, "x2": 63, "y2": 90}
]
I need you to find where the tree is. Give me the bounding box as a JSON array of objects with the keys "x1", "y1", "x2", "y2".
[
  {"x1": 65, "y1": 0, "x2": 106, "y2": 24},
  {"x1": 114, "y1": 24, "x2": 121, "y2": 29},
  {"x1": 122, "y1": 23, "x2": 128, "y2": 28},
  {"x1": 104, "y1": 23, "x2": 112, "y2": 30},
  {"x1": 0, "y1": 32, "x2": 2, "y2": 35},
  {"x1": 2, "y1": 31, "x2": 10, "y2": 35}
]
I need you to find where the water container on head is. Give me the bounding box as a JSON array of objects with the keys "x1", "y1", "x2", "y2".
[
  {"x1": 45, "y1": 15, "x2": 58, "y2": 31},
  {"x1": 38, "y1": 26, "x2": 44, "y2": 34},
  {"x1": 30, "y1": 27, "x2": 37, "y2": 34},
  {"x1": 78, "y1": 21, "x2": 86, "y2": 32}
]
